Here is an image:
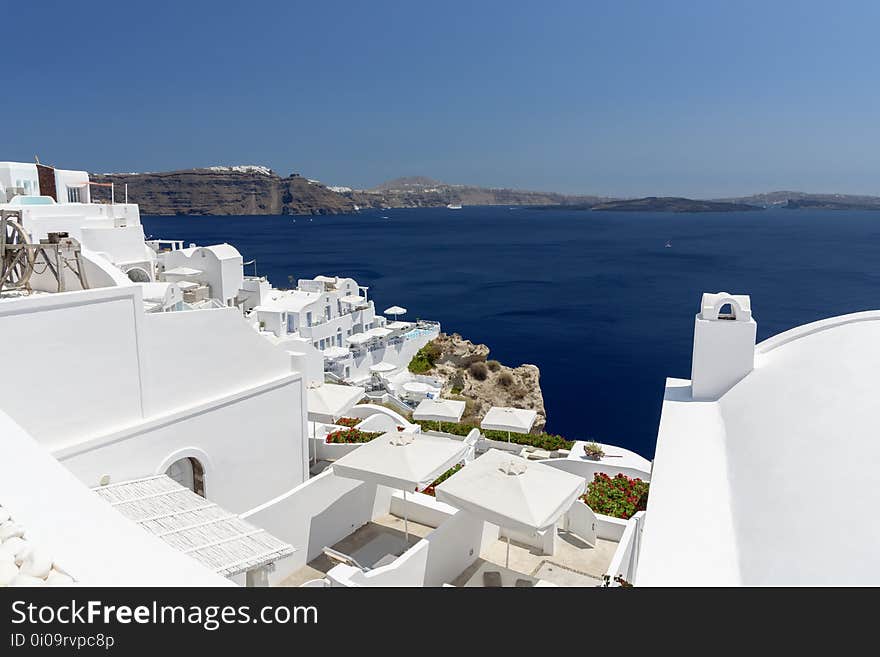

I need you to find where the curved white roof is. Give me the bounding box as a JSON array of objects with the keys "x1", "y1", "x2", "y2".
[
  {"x1": 640, "y1": 310, "x2": 880, "y2": 586},
  {"x1": 178, "y1": 243, "x2": 241, "y2": 260},
  {"x1": 201, "y1": 243, "x2": 242, "y2": 260}
]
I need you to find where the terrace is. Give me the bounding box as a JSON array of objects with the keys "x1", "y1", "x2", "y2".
[
  {"x1": 280, "y1": 503, "x2": 617, "y2": 588},
  {"x1": 244, "y1": 433, "x2": 640, "y2": 588}
]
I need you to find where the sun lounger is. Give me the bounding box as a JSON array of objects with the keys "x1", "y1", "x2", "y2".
[{"x1": 483, "y1": 570, "x2": 503, "y2": 587}]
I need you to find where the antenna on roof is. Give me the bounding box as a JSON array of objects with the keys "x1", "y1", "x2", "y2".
[{"x1": 34, "y1": 155, "x2": 40, "y2": 165}]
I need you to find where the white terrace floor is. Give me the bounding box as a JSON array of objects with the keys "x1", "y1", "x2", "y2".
[
  {"x1": 454, "y1": 531, "x2": 615, "y2": 587},
  {"x1": 280, "y1": 514, "x2": 433, "y2": 587},
  {"x1": 281, "y1": 513, "x2": 615, "y2": 588}
]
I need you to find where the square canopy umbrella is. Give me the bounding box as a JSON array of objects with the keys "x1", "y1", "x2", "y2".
[
  {"x1": 307, "y1": 383, "x2": 366, "y2": 424},
  {"x1": 481, "y1": 406, "x2": 538, "y2": 442},
  {"x1": 413, "y1": 398, "x2": 466, "y2": 432},
  {"x1": 307, "y1": 383, "x2": 365, "y2": 464},
  {"x1": 331, "y1": 432, "x2": 469, "y2": 542},
  {"x1": 435, "y1": 449, "x2": 586, "y2": 567}
]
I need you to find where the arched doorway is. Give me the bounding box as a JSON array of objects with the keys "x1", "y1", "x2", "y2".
[{"x1": 165, "y1": 457, "x2": 206, "y2": 497}]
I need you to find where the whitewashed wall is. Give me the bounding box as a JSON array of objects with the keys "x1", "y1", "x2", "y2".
[
  {"x1": 241, "y1": 471, "x2": 394, "y2": 585},
  {"x1": 0, "y1": 285, "x2": 309, "y2": 514}
]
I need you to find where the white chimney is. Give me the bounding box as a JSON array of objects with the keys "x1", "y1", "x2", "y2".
[{"x1": 690, "y1": 292, "x2": 756, "y2": 401}]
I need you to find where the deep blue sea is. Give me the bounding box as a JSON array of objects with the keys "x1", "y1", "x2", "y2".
[{"x1": 142, "y1": 207, "x2": 880, "y2": 458}]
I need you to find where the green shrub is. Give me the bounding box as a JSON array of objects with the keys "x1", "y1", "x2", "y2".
[
  {"x1": 408, "y1": 340, "x2": 442, "y2": 374},
  {"x1": 422, "y1": 463, "x2": 464, "y2": 497},
  {"x1": 497, "y1": 371, "x2": 514, "y2": 387},
  {"x1": 487, "y1": 359, "x2": 501, "y2": 372},
  {"x1": 413, "y1": 419, "x2": 572, "y2": 451},
  {"x1": 468, "y1": 361, "x2": 488, "y2": 381}
]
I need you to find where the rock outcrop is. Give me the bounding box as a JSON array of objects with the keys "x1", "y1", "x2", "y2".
[
  {"x1": 90, "y1": 168, "x2": 356, "y2": 216},
  {"x1": 423, "y1": 333, "x2": 546, "y2": 432}
]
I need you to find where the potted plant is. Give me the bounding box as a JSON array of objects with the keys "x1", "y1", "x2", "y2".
[{"x1": 583, "y1": 442, "x2": 605, "y2": 460}]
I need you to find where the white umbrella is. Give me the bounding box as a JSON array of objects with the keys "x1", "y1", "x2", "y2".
[
  {"x1": 332, "y1": 432, "x2": 469, "y2": 543},
  {"x1": 435, "y1": 449, "x2": 586, "y2": 567},
  {"x1": 366, "y1": 326, "x2": 393, "y2": 339},
  {"x1": 369, "y1": 361, "x2": 397, "y2": 374},
  {"x1": 481, "y1": 406, "x2": 538, "y2": 442},
  {"x1": 346, "y1": 333, "x2": 372, "y2": 346},
  {"x1": 384, "y1": 305, "x2": 407, "y2": 320},
  {"x1": 413, "y1": 398, "x2": 465, "y2": 433},
  {"x1": 307, "y1": 383, "x2": 366, "y2": 423},
  {"x1": 306, "y1": 383, "x2": 366, "y2": 464}
]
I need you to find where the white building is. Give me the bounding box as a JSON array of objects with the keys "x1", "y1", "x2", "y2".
[
  {"x1": 633, "y1": 292, "x2": 880, "y2": 586},
  {"x1": 0, "y1": 162, "x2": 310, "y2": 585},
  {"x1": 249, "y1": 275, "x2": 440, "y2": 385}
]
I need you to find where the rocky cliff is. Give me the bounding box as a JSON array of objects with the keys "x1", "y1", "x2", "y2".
[
  {"x1": 89, "y1": 168, "x2": 600, "y2": 215},
  {"x1": 419, "y1": 333, "x2": 546, "y2": 432},
  {"x1": 90, "y1": 167, "x2": 356, "y2": 216}
]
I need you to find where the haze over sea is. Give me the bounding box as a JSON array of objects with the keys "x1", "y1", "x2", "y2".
[{"x1": 143, "y1": 207, "x2": 880, "y2": 458}]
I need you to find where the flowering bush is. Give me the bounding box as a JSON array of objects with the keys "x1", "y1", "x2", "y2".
[
  {"x1": 421, "y1": 463, "x2": 464, "y2": 497},
  {"x1": 334, "y1": 417, "x2": 361, "y2": 428},
  {"x1": 325, "y1": 428, "x2": 383, "y2": 444},
  {"x1": 583, "y1": 442, "x2": 605, "y2": 459},
  {"x1": 583, "y1": 473, "x2": 649, "y2": 520}
]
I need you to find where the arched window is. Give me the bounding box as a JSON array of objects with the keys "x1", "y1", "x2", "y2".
[
  {"x1": 126, "y1": 267, "x2": 151, "y2": 283},
  {"x1": 166, "y1": 457, "x2": 206, "y2": 497},
  {"x1": 718, "y1": 303, "x2": 736, "y2": 320}
]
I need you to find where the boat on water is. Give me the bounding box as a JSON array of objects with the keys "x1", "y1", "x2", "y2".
[
  {"x1": 446, "y1": 203, "x2": 462, "y2": 210},
  {"x1": 665, "y1": 240, "x2": 672, "y2": 248},
  {"x1": 1, "y1": 159, "x2": 877, "y2": 587}
]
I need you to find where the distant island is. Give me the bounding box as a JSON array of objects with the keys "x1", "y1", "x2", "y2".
[
  {"x1": 588, "y1": 197, "x2": 761, "y2": 213},
  {"x1": 87, "y1": 166, "x2": 880, "y2": 216},
  {"x1": 783, "y1": 198, "x2": 880, "y2": 210}
]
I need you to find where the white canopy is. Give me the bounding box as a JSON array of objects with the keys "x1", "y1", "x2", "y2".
[
  {"x1": 306, "y1": 383, "x2": 365, "y2": 423},
  {"x1": 331, "y1": 432, "x2": 469, "y2": 492},
  {"x1": 346, "y1": 333, "x2": 373, "y2": 346},
  {"x1": 403, "y1": 381, "x2": 432, "y2": 394},
  {"x1": 340, "y1": 294, "x2": 365, "y2": 305},
  {"x1": 413, "y1": 398, "x2": 466, "y2": 424},
  {"x1": 369, "y1": 361, "x2": 397, "y2": 374},
  {"x1": 385, "y1": 321, "x2": 413, "y2": 331},
  {"x1": 435, "y1": 449, "x2": 586, "y2": 535},
  {"x1": 481, "y1": 406, "x2": 538, "y2": 434},
  {"x1": 366, "y1": 326, "x2": 393, "y2": 339},
  {"x1": 384, "y1": 305, "x2": 407, "y2": 316},
  {"x1": 322, "y1": 346, "x2": 350, "y2": 359}
]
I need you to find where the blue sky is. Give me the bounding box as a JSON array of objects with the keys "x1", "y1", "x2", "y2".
[{"x1": 6, "y1": 1, "x2": 880, "y2": 196}]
